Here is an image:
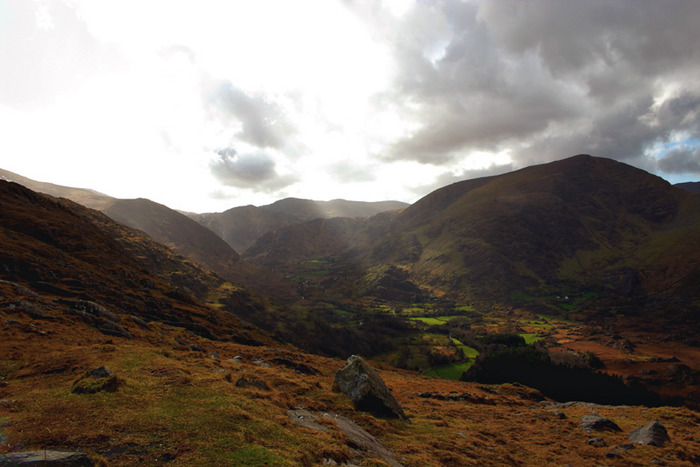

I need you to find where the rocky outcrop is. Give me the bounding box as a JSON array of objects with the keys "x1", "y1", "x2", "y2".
[
  {"x1": 334, "y1": 355, "x2": 409, "y2": 422},
  {"x1": 580, "y1": 413, "x2": 621, "y2": 432},
  {"x1": 628, "y1": 420, "x2": 670, "y2": 446},
  {"x1": 287, "y1": 410, "x2": 403, "y2": 467},
  {"x1": 0, "y1": 450, "x2": 93, "y2": 466}
]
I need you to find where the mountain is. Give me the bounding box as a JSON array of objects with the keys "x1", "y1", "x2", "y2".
[
  {"x1": 0, "y1": 169, "x2": 295, "y2": 299},
  {"x1": 0, "y1": 179, "x2": 270, "y2": 344},
  {"x1": 2, "y1": 170, "x2": 699, "y2": 466},
  {"x1": 244, "y1": 155, "x2": 700, "y2": 319},
  {"x1": 0, "y1": 168, "x2": 114, "y2": 209},
  {"x1": 191, "y1": 198, "x2": 408, "y2": 254},
  {"x1": 676, "y1": 181, "x2": 700, "y2": 193},
  {"x1": 101, "y1": 198, "x2": 294, "y2": 299}
]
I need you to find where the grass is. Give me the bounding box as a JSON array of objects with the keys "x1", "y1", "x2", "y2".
[
  {"x1": 424, "y1": 361, "x2": 474, "y2": 380},
  {"x1": 519, "y1": 333, "x2": 543, "y2": 345},
  {"x1": 519, "y1": 320, "x2": 554, "y2": 330},
  {"x1": 451, "y1": 339, "x2": 479, "y2": 359},
  {"x1": 410, "y1": 315, "x2": 468, "y2": 325}
]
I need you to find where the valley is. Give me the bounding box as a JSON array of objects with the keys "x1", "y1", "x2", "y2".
[{"x1": 2, "y1": 155, "x2": 700, "y2": 465}]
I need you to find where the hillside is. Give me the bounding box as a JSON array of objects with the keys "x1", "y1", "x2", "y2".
[
  {"x1": 245, "y1": 156, "x2": 700, "y2": 320},
  {"x1": 0, "y1": 169, "x2": 296, "y2": 300},
  {"x1": 1, "y1": 179, "x2": 698, "y2": 466},
  {"x1": 191, "y1": 198, "x2": 407, "y2": 254},
  {"x1": 0, "y1": 180, "x2": 272, "y2": 344},
  {"x1": 102, "y1": 198, "x2": 295, "y2": 300}
]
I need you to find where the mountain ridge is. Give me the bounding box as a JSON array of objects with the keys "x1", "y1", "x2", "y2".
[{"x1": 244, "y1": 155, "x2": 700, "y2": 321}]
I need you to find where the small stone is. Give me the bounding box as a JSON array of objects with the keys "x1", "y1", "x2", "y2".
[
  {"x1": 209, "y1": 352, "x2": 220, "y2": 360},
  {"x1": 580, "y1": 413, "x2": 621, "y2": 433},
  {"x1": 549, "y1": 409, "x2": 566, "y2": 419},
  {"x1": 587, "y1": 437, "x2": 606, "y2": 447},
  {"x1": 253, "y1": 360, "x2": 270, "y2": 368}
]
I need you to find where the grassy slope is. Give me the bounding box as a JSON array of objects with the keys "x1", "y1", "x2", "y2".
[{"x1": 2, "y1": 304, "x2": 700, "y2": 466}]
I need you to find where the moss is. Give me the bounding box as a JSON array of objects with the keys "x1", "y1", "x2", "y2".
[{"x1": 70, "y1": 374, "x2": 120, "y2": 394}]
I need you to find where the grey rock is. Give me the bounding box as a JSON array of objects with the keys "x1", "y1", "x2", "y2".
[
  {"x1": 549, "y1": 409, "x2": 566, "y2": 419},
  {"x1": 334, "y1": 355, "x2": 409, "y2": 422},
  {"x1": 321, "y1": 412, "x2": 403, "y2": 467},
  {"x1": 0, "y1": 450, "x2": 93, "y2": 466},
  {"x1": 587, "y1": 437, "x2": 606, "y2": 447},
  {"x1": 85, "y1": 366, "x2": 113, "y2": 379},
  {"x1": 253, "y1": 359, "x2": 270, "y2": 368},
  {"x1": 580, "y1": 412, "x2": 621, "y2": 432},
  {"x1": 628, "y1": 420, "x2": 670, "y2": 446},
  {"x1": 209, "y1": 352, "x2": 220, "y2": 360},
  {"x1": 287, "y1": 409, "x2": 329, "y2": 433}
]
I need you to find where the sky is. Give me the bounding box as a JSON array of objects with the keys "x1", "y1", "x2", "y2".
[{"x1": 1, "y1": 0, "x2": 699, "y2": 213}]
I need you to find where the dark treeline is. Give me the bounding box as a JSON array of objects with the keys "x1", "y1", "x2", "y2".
[{"x1": 462, "y1": 340, "x2": 682, "y2": 407}]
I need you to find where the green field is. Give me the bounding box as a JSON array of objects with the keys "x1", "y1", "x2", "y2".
[
  {"x1": 451, "y1": 338, "x2": 479, "y2": 358},
  {"x1": 410, "y1": 315, "x2": 465, "y2": 325},
  {"x1": 519, "y1": 333, "x2": 543, "y2": 344}
]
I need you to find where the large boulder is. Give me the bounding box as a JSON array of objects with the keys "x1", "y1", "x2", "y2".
[
  {"x1": 334, "y1": 355, "x2": 409, "y2": 422},
  {"x1": 628, "y1": 420, "x2": 671, "y2": 446},
  {"x1": 0, "y1": 450, "x2": 93, "y2": 466}
]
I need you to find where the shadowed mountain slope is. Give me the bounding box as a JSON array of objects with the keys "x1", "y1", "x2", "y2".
[
  {"x1": 0, "y1": 180, "x2": 271, "y2": 344},
  {"x1": 676, "y1": 181, "x2": 700, "y2": 193},
  {"x1": 102, "y1": 198, "x2": 294, "y2": 299},
  {"x1": 0, "y1": 169, "x2": 295, "y2": 299},
  {"x1": 245, "y1": 155, "x2": 700, "y2": 318}
]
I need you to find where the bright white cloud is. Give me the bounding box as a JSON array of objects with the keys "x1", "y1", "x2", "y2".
[{"x1": 1, "y1": 0, "x2": 699, "y2": 213}]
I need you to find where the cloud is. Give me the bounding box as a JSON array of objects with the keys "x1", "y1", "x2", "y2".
[
  {"x1": 363, "y1": 0, "x2": 700, "y2": 180},
  {"x1": 210, "y1": 148, "x2": 297, "y2": 192},
  {"x1": 0, "y1": 1, "x2": 120, "y2": 106},
  {"x1": 659, "y1": 147, "x2": 700, "y2": 175},
  {"x1": 329, "y1": 161, "x2": 376, "y2": 183},
  {"x1": 206, "y1": 80, "x2": 295, "y2": 150}
]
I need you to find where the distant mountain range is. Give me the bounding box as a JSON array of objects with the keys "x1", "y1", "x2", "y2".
[
  {"x1": 676, "y1": 181, "x2": 700, "y2": 193},
  {"x1": 0, "y1": 168, "x2": 405, "y2": 298},
  {"x1": 188, "y1": 198, "x2": 408, "y2": 254},
  {"x1": 3, "y1": 158, "x2": 699, "y2": 322}
]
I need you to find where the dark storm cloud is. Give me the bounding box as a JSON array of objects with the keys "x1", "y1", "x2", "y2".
[
  {"x1": 371, "y1": 1, "x2": 700, "y2": 175},
  {"x1": 659, "y1": 148, "x2": 700, "y2": 175},
  {"x1": 210, "y1": 148, "x2": 297, "y2": 192},
  {"x1": 207, "y1": 81, "x2": 295, "y2": 150}
]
